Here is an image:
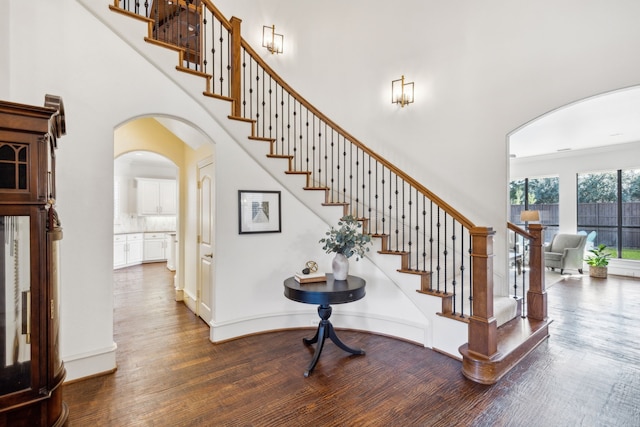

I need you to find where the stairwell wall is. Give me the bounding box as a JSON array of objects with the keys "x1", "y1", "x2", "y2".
[
  {"x1": 213, "y1": 0, "x2": 640, "y2": 293},
  {"x1": 2, "y1": 0, "x2": 429, "y2": 381}
]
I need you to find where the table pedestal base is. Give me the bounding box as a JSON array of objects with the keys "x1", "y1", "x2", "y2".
[{"x1": 302, "y1": 304, "x2": 365, "y2": 377}]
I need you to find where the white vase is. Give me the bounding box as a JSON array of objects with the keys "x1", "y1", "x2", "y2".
[{"x1": 332, "y1": 253, "x2": 349, "y2": 280}]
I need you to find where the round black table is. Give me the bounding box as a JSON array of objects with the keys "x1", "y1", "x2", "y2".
[{"x1": 284, "y1": 274, "x2": 366, "y2": 377}]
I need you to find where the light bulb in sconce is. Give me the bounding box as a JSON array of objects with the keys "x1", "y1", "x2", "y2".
[
  {"x1": 262, "y1": 25, "x2": 284, "y2": 54},
  {"x1": 391, "y1": 75, "x2": 414, "y2": 107}
]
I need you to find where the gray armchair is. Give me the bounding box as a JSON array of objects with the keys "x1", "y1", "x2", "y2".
[{"x1": 544, "y1": 233, "x2": 588, "y2": 274}]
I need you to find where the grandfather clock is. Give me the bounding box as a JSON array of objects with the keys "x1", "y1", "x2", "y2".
[{"x1": 0, "y1": 96, "x2": 67, "y2": 426}]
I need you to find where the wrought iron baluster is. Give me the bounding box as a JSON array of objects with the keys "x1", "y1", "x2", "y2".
[
  {"x1": 381, "y1": 167, "x2": 387, "y2": 236},
  {"x1": 329, "y1": 130, "x2": 335, "y2": 201},
  {"x1": 367, "y1": 155, "x2": 372, "y2": 233},
  {"x1": 375, "y1": 161, "x2": 380, "y2": 235},
  {"x1": 323, "y1": 122, "x2": 328, "y2": 189},
  {"x1": 292, "y1": 100, "x2": 298, "y2": 169},
  {"x1": 403, "y1": 179, "x2": 407, "y2": 254},
  {"x1": 286, "y1": 92, "x2": 291, "y2": 156},
  {"x1": 444, "y1": 213, "x2": 449, "y2": 296},
  {"x1": 436, "y1": 207, "x2": 441, "y2": 292},
  {"x1": 429, "y1": 201, "x2": 434, "y2": 289},
  {"x1": 296, "y1": 102, "x2": 306, "y2": 171},
  {"x1": 416, "y1": 188, "x2": 420, "y2": 270},
  {"x1": 225, "y1": 23, "x2": 230, "y2": 97},
  {"x1": 260, "y1": 68, "x2": 266, "y2": 137},
  {"x1": 218, "y1": 21, "x2": 224, "y2": 89},
  {"x1": 241, "y1": 49, "x2": 247, "y2": 117},
  {"x1": 314, "y1": 117, "x2": 321, "y2": 186},
  {"x1": 451, "y1": 219, "x2": 458, "y2": 316},
  {"x1": 341, "y1": 138, "x2": 347, "y2": 204},
  {"x1": 305, "y1": 111, "x2": 310, "y2": 174},
  {"x1": 201, "y1": 9, "x2": 208, "y2": 74},
  {"x1": 267, "y1": 77, "x2": 272, "y2": 140},
  {"x1": 351, "y1": 148, "x2": 360, "y2": 218},
  {"x1": 468, "y1": 234, "x2": 473, "y2": 317}
]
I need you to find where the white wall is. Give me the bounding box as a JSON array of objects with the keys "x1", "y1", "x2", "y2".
[
  {"x1": 4, "y1": 0, "x2": 426, "y2": 380},
  {"x1": 0, "y1": 1, "x2": 9, "y2": 99},
  {"x1": 214, "y1": 0, "x2": 640, "y2": 273},
  {"x1": 5, "y1": 0, "x2": 230, "y2": 380},
  {"x1": 6, "y1": 0, "x2": 640, "y2": 380}
]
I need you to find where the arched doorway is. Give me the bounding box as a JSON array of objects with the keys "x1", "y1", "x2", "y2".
[
  {"x1": 508, "y1": 85, "x2": 640, "y2": 276},
  {"x1": 113, "y1": 115, "x2": 216, "y2": 323}
]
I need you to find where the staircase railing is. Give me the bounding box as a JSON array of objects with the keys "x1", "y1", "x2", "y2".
[
  {"x1": 507, "y1": 222, "x2": 547, "y2": 319},
  {"x1": 108, "y1": 0, "x2": 538, "y2": 376}
]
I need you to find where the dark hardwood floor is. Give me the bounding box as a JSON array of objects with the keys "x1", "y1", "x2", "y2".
[{"x1": 64, "y1": 264, "x2": 640, "y2": 426}]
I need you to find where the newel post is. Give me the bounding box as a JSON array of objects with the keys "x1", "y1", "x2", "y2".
[
  {"x1": 230, "y1": 16, "x2": 242, "y2": 117},
  {"x1": 526, "y1": 223, "x2": 547, "y2": 320},
  {"x1": 467, "y1": 226, "x2": 497, "y2": 358}
]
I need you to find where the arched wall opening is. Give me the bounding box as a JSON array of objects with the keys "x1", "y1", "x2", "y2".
[
  {"x1": 507, "y1": 85, "x2": 640, "y2": 277},
  {"x1": 113, "y1": 115, "x2": 216, "y2": 312}
]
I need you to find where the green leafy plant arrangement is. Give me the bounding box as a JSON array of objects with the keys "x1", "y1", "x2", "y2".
[
  {"x1": 584, "y1": 244, "x2": 612, "y2": 267},
  {"x1": 319, "y1": 215, "x2": 372, "y2": 260}
]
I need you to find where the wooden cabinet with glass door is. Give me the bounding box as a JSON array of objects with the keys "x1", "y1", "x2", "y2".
[{"x1": 0, "y1": 95, "x2": 67, "y2": 426}]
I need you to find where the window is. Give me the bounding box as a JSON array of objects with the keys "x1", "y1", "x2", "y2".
[
  {"x1": 577, "y1": 169, "x2": 640, "y2": 260},
  {"x1": 510, "y1": 176, "x2": 559, "y2": 240}
]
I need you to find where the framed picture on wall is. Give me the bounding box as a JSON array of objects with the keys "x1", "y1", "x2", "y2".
[{"x1": 238, "y1": 190, "x2": 282, "y2": 234}]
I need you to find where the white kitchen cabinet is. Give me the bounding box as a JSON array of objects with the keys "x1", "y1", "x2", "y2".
[
  {"x1": 143, "y1": 232, "x2": 167, "y2": 262},
  {"x1": 136, "y1": 178, "x2": 177, "y2": 215},
  {"x1": 113, "y1": 235, "x2": 127, "y2": 268},
  {"x1": 114, "y1": 233, "x2": 144, "y2": 269},
  {"x1": 128, "y1": 233, "x2": 144, "y2": 264}
]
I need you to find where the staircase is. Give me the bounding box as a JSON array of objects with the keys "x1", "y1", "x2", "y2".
[{"x1": 99, "y1": 0, "x2": 551, "y2": 384}]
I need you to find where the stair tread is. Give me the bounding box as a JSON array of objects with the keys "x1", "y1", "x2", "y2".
[
  {"x1": 267, "y1": 154, "x2": 293, "y2": 159},
  {"x1": 417, "y1": 289, "x2": 453, "y2": 297},
  {"x1": 228, "y1": 115, "x2": 254, "y2": 123},
  {"x1": 378, "y1": 250, "x2": 410, "y2": 255},
  {"x1": 203, "y1": 91, "x2": 233, "y2": 101},
  {"x1": 399, "y1": 268, "x2": 431, "y2": 275}
]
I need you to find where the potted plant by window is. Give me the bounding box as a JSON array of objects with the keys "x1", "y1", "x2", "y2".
[
  {"x1": 584, "y1": 244, "x2": 611, "y2": 278},
  {"x1": 319, "y1": 215, "x2": 372, "y2": 280}
]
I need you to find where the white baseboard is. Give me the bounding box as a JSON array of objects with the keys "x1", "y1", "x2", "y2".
[
  {"x1": 209, "y1": 311, "x2": 427, "y2": 346},
  {"x1": 63, "y1": 342, "x2": 118, "y2": 382}
]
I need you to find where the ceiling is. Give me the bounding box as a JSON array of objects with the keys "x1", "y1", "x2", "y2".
[{"x1": 509, "y1": 86, "x2": 640, "y2": 158}]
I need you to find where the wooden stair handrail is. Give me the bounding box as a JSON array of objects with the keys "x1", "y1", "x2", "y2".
[
  {"x1": 200, "y1": 0, "x2": 232, "y2": 30},
  {"x1": 237, "y1": 39, "x2": 476, "y2": 231},
  {"x1": 507, "y1": 221, "x2": 534, "y2": 240}
]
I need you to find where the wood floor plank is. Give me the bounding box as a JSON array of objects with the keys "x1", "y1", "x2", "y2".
[{"x1": 63, "y1": 264, "x2": 640, "y2": 426}]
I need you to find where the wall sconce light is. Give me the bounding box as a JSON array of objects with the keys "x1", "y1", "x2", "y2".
[
  {"x1": 262, "y1": 25, "x2": 284, "y2": 54},
  {"x1": 520, "y1": 210, "x2": 540, "y2": 228},
  {"x1": 391, "y1": 75, "x2": 414, "y2": 107}
]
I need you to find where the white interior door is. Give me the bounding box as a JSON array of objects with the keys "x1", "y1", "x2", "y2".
[{"x1": 197, "y1": 160, "x2": 214, "y2": 323}]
